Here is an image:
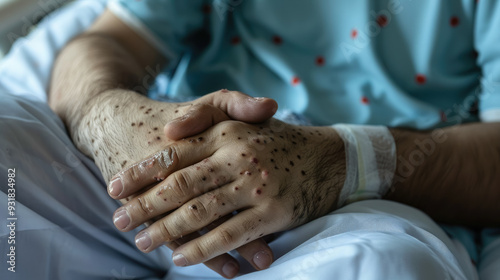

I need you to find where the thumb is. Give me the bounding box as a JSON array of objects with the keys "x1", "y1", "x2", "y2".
[{"x1": 164, "y1": 90, "x2": 278, "y2": 140}]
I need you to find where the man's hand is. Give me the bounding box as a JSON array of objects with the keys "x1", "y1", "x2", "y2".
[
  {"x1": 72, "y1": 88, "x2": 277, "y2": 278},
  {"x1": 109, "y1": 119, "x2": 346, "y2": 268}
]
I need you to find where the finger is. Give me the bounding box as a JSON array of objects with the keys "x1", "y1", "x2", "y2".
[
  {"x1": 235, "y1": 238, "x2": 274, "y2": 271},
  {"x1": 164, "y1": 90, "x2": 278, "y2": 140},
  {"x1": 134, "y1": 182, "x2": 250, "y2": 253},
  {"x1": 164, "y1": 103, "x2": 231, "y2": 140},
  {"x1": 108, "y1": 135, "x2": 216, "y2": 199},
  {"x1": 170, "y1": 217, "x2": 242, "y2": 279},
  {"x1": 171, "y1": 209, "x2": 277, "y2": 267},
  {"x1": 113, "y1": 157, "x2": 235, "y2": 231}
]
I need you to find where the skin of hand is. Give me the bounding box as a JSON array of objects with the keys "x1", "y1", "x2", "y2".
[
  {"x1": 49, "y1": 9, "x2": 281, "y2": 278},
  {"x1": 69, "y1": 88, "x2": 280, "y2": 278},
  {"x1": 108, "y1": 118, "x2": 346, "y2": 268}
]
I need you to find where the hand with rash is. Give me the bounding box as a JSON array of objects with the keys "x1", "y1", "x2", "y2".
[
  {"x1": 109, "y1": 119, "x2": 346, "y2": 268},
  {"x1": 74, "y1": 88, "x2": 278, "y2": 278}
]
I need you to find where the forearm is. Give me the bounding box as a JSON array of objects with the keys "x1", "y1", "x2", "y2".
[
  {"x1": 387, "y1": 122, "x2": 500, "y2": 226},
  {"x1": 49, "y1": 33, "x2": 145, "y2": 131}
]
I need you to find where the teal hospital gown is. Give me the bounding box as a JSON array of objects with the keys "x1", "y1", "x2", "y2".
[{"x1": 110, "y1": 0, "x2": 500, "y2": 128}]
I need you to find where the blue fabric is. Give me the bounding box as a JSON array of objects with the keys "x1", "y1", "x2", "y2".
[{"x1": 114, "y1": 0, "x2": 500, "y2": 128}]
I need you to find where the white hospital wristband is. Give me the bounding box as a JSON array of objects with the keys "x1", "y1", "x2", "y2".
[{"x1": 332, "y1": 124, "x2": 397, "y2": 207}]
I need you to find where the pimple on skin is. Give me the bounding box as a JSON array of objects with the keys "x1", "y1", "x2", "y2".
[
  {"x1": 115, "y1": 105, "x2": 119, "y2": 109},
  {"x1": 196, "y1": 166, "x2": 201, "y2": 170},
  {"x1": 237, "y1": 137, "x2": 242, "y2": 140},
  {"x1": 189, "y1": 139, "x2": 195, "y2": 143},
  {"x1": 190, "y1": 204, "x2": 198, "y2": 210},
  {"x1": 301, "y1": 170, "x2": 306, "y2": 176},
  {"x1": 290, "y1": 161, "x2": 294, "y2": 166},
  {"x1": 279, "y1": 135, "x2": 284, "y2": 139},
  {"x1": 252, "y1": 157, "x2": 259, "y2": 164},
  {"x1": 297, "y1": 155, "x2": 301, "y2": 160},
  {"x1": 222, "y1": 132, "x2": 226, "y2": 136},
  {"x1": 253, "y1": 139, "x2": 261, "y2": 144},
  {"x1": 255, "y1": 188, "x2": 262, "y2": 195},
  {"x1": 198, "y1": 137, "x2": 203, "y2": 142},
  {"x1": 160, "y1": 109, "x2": 164, "y2": 112},
  {"x1": 285, "y1": 168, "x2": 290, "y2": 172},
  {"x1": 153, "y1": 127, "x2": 158, "y2": 131},
  {"x1": 208, "y1": 168, "x2": 214, "y2": 172},
  {"x1": 227, "y1": 163, "x2": 231, "y2": 166},
  {"x1": 222, "y1": 202, "x2": 226, "y2": 206},
  {"x1": 139, "y1": 122, "x2": 144, "y2": 127},
  {"x1": 140, "y1": 106, "x2": 145, "y2": 109},
  {"x1": 156, "y1": 137, "x2": 161, "y2": 140},
  {"x1": 274, "y1": 149, "x2": 278, "y2": 152},
  {"x1": 108, "y1": 157, "x2": 112, "y2": 161},
  {"x1": 245, "y1": 171, "x2": 252, "y2": 176},
  {"x1": 131, "y1": 123, "x2": 136, "y2": 126},
  {"x1": 261, "y1": 170, "x2": 269, "y2": 179},
  {"x1": 125, "y1": 197, "x2": 129, "y2": 201},
  {"x1": 241, "y1": 153, "x2": 246, "y2": 157},
  {"x1": 116, "y1": 152, "x2": 119, "y2": 155},
  {"x1": 234, "y1": 186, "x2": 239, "y2": 191},
  {"x1": 121, "y1": 160, "x2": 127, "y2": 167},
  {"x1": 175, "y1": 110, "x2": 179, "y2": 113},
  {"x1": 262, "y1": 184, "x2": 266, "y2": 187},
  {"x1": 202, "y1": 176, "x2": 207, "y2": 181},
  {"x1": 163, "y1": 198, "x2": 167, "y2": 202}
]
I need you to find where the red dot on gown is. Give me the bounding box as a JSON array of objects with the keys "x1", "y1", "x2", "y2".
[
  {"x1": 316, "y1": 56, "x2": 325, "y2": 66},
  {"x1": 231, "y1": 36, "x2": 241, "y2": 45},
  {"x1": 415, "y1": 74, "x2": 427, "y2": 84},
  {"x1": 351, "y1": 29, "x2": 358, "y2": 39},
  {"x1": 450, "y1": 16, "x2": 460, "y2": 27},
  {"x1": 361, "y1": 96, "x2": 369, "y2": 104},
  {"x1": 377, "y1": 15, "x2": 388, "y2": 27},
  {"x1": 292, "y1": 76, "x2": 300, "y2": 85},
  {"x1": 273, "y1": 35, "x2": 283, "y2": 45}
]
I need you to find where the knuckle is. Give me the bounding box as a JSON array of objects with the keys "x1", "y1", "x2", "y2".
[
  {"x1": 135, "y1": 197, "x2": 153, "y2": 217},
  {"x1": 184, "y1": 199, "x2": 209, "y2": 223},
  {"x1": 169, "y1": 172, "x2": 190, "y2": 198},
  {"x1": 192, "y1": 241, "x2": 210, "y2": 262},
  {"x1": 217, "y1": 228, "x2": 237, "y2": 247},
  {"x1": 159, "y1": 220, "x2": 175, "y2": 241}
]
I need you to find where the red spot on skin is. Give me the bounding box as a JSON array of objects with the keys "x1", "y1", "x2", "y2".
[
  {"x1": 163, "y1": 198, "x2": 167, "y2": 202},
  {"x1": 261, "y1": 170, "x2": 269, "y2": 179},
  {"x1": 273, "y1": 35, "x2": 283, "y2": 45},
  {"x1": 203, "y1": 158, "x2": 209, "y2": 163},
  {"x1": 316, "y1": 56, "x2": 325, "y2": 66},
  {"x1": 361, "y1": 96, "x2": 369, "y2": 104},
  {"x1": 252, "y1": 158, "x2": 259, "y2": 164},
  {"x1": 222, "y1": 133, "x2": 226, "y2": 136},
  {"x1": 256, "y1": 189, "x2": 262, "y2": 195},
  {"x1": 234, "y1": 186, "x2": 239, "y2": 191},
  {"x1": 351, "y1": 29, "x2": 358, "y2": 39},
  {"x1": 231, "y1": 36, "x2": 241, "y2": 45},
  {"x1": 241, "y1": 153, "x2": 246, "y2": 157},
  {"x1": 292, "y1": 76, "x2": 301, "y2": 86},
  {"x1": 220, "y1": 89, "x2": 229, "y2": 93},
  {"x1": 450, "y1": 16, "x2": 460, "y2": 27},
  {"x1": 227, "y1": 163, "x2": 231, "y2": 166},
  {"x1": 253, "y1": 138, "x2": 261, "y2": 144},
  {"x1": 415, "y1": 74, "x2": 427, "y2": 85},
  {"x1": 237, "y1": 137, "x2": 242, "y2": 140},
  {"x1": 377, "y1": 15, "x2": 388, "y2": 27},
  {"x1": 245, "y1": 171, "x2": 252, "y2": 176},
  {"x1": 208, "y1": 168, "x2": 214, "y2": 172},
  {"x1": 196, "y1": 166, "x2": 201, "y2": 170},
  {"x1": 153, "y1": 127, "x2": 158, "y2": 131}
]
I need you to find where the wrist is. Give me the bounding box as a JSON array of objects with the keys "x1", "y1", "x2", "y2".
[{"x1": 332, "y1": 124, "x2": 397, "y2": 207}]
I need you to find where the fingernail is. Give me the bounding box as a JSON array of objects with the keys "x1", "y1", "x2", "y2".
[
  {"x1": 135, "y1": 231, "x2": 152, "y2": 251},
  {"x1": 172, "y1": 253, "x2": 188, "y2": 266},
  {"x1": 253, "y1": 251, "x2": 271, "y2": 270},
  {"x1": 109, "y1": 177, "x2": 123, "y2": 197},
  {"x1": 222, "y1": 261, "x2": 239, "y2": 278},
  {"x1": 113, "y1": 209, "x2": 130, "y2": 230}
]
